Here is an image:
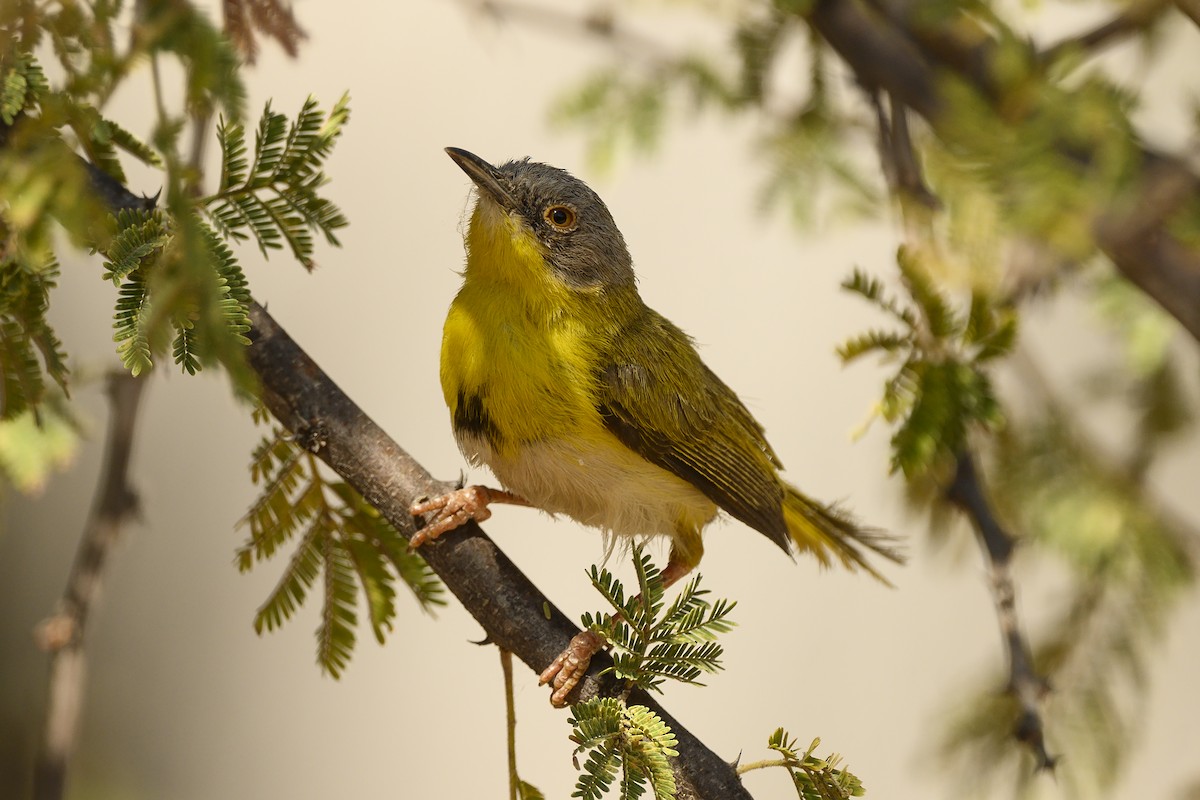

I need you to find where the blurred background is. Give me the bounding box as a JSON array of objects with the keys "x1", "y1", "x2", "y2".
[{"x1": 2, "y1": 1, "x2": 1198, "y2": 798}]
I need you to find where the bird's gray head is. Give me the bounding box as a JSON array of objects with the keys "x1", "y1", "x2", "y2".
[{"x1": 446, "y1": 147, "x2": 635, "y2": 288}]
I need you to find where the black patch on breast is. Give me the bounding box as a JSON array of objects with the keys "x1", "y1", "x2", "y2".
[{"x1": 454, "y1": 390, "x2": 502, "y2": 446}]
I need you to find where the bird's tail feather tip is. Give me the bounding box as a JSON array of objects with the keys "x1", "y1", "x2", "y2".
[{"x1": 782, "y1": 485, "x2": 905, "y2": 585}]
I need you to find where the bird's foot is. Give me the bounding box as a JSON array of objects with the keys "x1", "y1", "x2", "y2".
[
  {"x1": 539, "y1": 629, "x2": 607, "y2": 707},
  {"x1": 409, "y1": 485, "x2": 530, "y2": 547}
]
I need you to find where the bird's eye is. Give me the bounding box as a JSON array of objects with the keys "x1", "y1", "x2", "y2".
[{"x1": 544, "y1": 204, "x2": 577, "y2": 230}]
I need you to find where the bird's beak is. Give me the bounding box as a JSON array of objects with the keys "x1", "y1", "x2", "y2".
[{"x1": 445, "y1": 147, "x2": 517, "y2": 211}]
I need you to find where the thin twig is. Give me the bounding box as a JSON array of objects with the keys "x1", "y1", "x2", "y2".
[
  {"x1": 458, "y1": 0, "x2": 670, "y2": 62},
  {"x1": 1041, "y1": 0, "x2": 1171, "y2": 63},
  {"x1": 945, "y1": 449, "x2": 1055, "y2": 770},
  {"x1": 869, "y1": 89, "x2": 940, "y2": 214},
  {"x1": 501, "y1": 649, "x2": 519, "y2": 800},
  {"x1": 32, "y1": 372, "x2": 147, "y2": 800}
]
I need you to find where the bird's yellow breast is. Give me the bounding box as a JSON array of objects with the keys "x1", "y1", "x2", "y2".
[
  {"x1": 439, "y1": 206, "x2": 607, "y2": 453},
  {"x1": 440, "y1": 282, "x2": 602, "y2": 449}
]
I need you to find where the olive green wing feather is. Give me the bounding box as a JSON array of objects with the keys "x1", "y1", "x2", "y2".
[
  {"x1": 597, "y1": 309, "x2": 791, "y2": 551},
  {"x1": 598, "y1": 308, "x2": 904, "y2": 579}
]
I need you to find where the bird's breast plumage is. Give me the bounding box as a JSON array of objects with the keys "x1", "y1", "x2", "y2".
[{"x1": 438, "y1": 276, "x2": 716, "y2": 541}]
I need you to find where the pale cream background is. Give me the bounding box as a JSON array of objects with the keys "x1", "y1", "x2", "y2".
[{"x1": 2, "y1": 2, "x2": 1199, "y2": 799}]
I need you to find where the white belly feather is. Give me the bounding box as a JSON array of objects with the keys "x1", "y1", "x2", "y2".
[{"x1": 455, "y1": 430, "x2": 717, "y2": 539}]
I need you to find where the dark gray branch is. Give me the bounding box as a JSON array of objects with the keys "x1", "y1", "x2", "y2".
[
  {"x1": 1041, "y1": 0, "x2": 1172, "y2": 63},
  {"x1": 809, "y1": 0, "x2": 942, "y2": 119},
  {"x1": 244, "y1": 301, "x2": 755, "y2": 800},
  {"x1": 946, "y1": 450, "x2": 1054, "y2": 770},
  {"x1": 1095, "y1": 156, "x2": 1200, "y2": 341},
  {"x1": 33, "y1": 372, "x2": 147, "y2": 800}
]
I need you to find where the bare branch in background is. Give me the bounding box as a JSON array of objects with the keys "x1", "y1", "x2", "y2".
[
  {"x1": 1095, "y1": 155, "x2": 1200, "y2": 341},
  {"x1": 869, "y1": 90, "x2": 940, "y2": 212},
  {"x1": 807, "y1": 0, "x2": 1200, "y2": 344},
  {"x1": 1041, "y1": 0, "x2": 1172, "y2": 63},
  {"x1": 32, "y1": 373, "x2": 147, "y2": 800},
  {"x1": 457, "y1": 0, "x2": 682, "y2": 65},
  {"x1": 945, "y1": 450, "x2": 1055, "y2": 770}
]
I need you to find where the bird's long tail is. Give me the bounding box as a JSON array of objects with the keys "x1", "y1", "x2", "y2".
[{"x1": 782, "y1": 484, "x2": 904, "y2": 585}]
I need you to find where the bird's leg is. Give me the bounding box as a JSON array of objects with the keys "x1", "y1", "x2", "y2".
[
  {"x1": 409, "y1": 485, "x2": 530, "y2": 548},
  {"x1": 538, "y1": 544, "x2": 698, "y2": 707}
]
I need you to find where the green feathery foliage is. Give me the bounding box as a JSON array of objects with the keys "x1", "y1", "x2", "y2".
[
  {"x1": 0, "y1": 243, "x2": 68, "y2": 419},
  {"x1": 567, "y1": 545, "x2": 736, "y2": 799},
  {"x1": 1, "y1": 49, "x2": 48, "y2": 126},
  {"x1": 134, "y1": 0, "x2": 247, "y2": 121},
  {"x1": 0, "y1": 390, "x2": 78, "y2": 492},
  {"x1": 238, "y1": 428, "x2": 445, "y2": 676},
  {"x1": 581, "y1": 547, "x2": 735, "y2": 694},
  {"x1": 205, "y1": 94, "x2": 350, "y2": 268},
  {"x1": 838, "y1": 246, "x2": 1015, "y2": 480},
  {"x1": 550, "y1": 8, "x2": 880, "y2": 223},
  {"x1": 105, "y1": 209, "x2": 253, "y2": 378},
  {"x1": 569, "y1": 697, "x2": 678, "y2": 800},
  {"x1": 0, "y1": 5, "x2": 348, "y2": 399},
  {"x1": 761, "y1": 729, "x2": 865, "y2": 800},
  {"x1": 102, "y1": 208, "x2": 171, "y2": 284}
]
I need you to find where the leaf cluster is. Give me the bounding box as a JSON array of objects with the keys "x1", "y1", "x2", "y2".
[
  {"x1": 566, "y1": 545, "x2": 736, "y2": 799},
  {"x1": 838, "y1": 246, "x2": 1016, "y2": 479},
  {"x1": 0, "y1": 3, "x2": 349, "y2": 418},
  {"x1": 581, "y1": 545, "x2": 735, "y2": 694},
  {"x1": 105, "y1": 208, "x2": 253, "y2": 377},
  {"x1": 0, "y1": 244, "x2": 68, "y2": 419},
  {"x1": 0, "y1": 391, "x2": 78, "y2": 493},
  {"x1": 569, "y1": 697, "x2": 679, "y2": 800},
  {"x1": 205, "y1": 94, "x2": 349, "y2": 269},
  {"x1": 764, "y1": 728, "x2": 865, "y2": 800},
  {"x1": 0, "y1": 44, "x2": 348, "y2": 399},
  {"x1": 237, "y1": 428, "x2": 445, "y2": 676}
]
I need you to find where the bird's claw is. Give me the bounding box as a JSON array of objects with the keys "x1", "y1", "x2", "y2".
[
  {"x1": 409, "y1": 485, "x2": 495, "y2": 548},
  {"x1": 539, "y1": 629, "x2": 606, "y2": 707}
]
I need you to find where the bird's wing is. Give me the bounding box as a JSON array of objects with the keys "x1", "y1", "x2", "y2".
[{"x1": 597, "y1": 308, "x2": 791, "y2": 550}]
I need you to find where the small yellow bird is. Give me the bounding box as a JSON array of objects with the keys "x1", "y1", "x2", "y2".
[{"x1": 412, "y1": 147, "x2": 900, "y2": 706}]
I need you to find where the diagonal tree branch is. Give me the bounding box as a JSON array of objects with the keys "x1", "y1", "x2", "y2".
[
  {"x1": 244, "y1": 301, "x2": 756, "y2": 800},
  {"x1": 32, "y1": 372, "x2": 147, "y2": 800}
]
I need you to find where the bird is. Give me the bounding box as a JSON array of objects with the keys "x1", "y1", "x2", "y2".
[{"x1": 410, "y1": 147, "x2": 901, "y2": 706}]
